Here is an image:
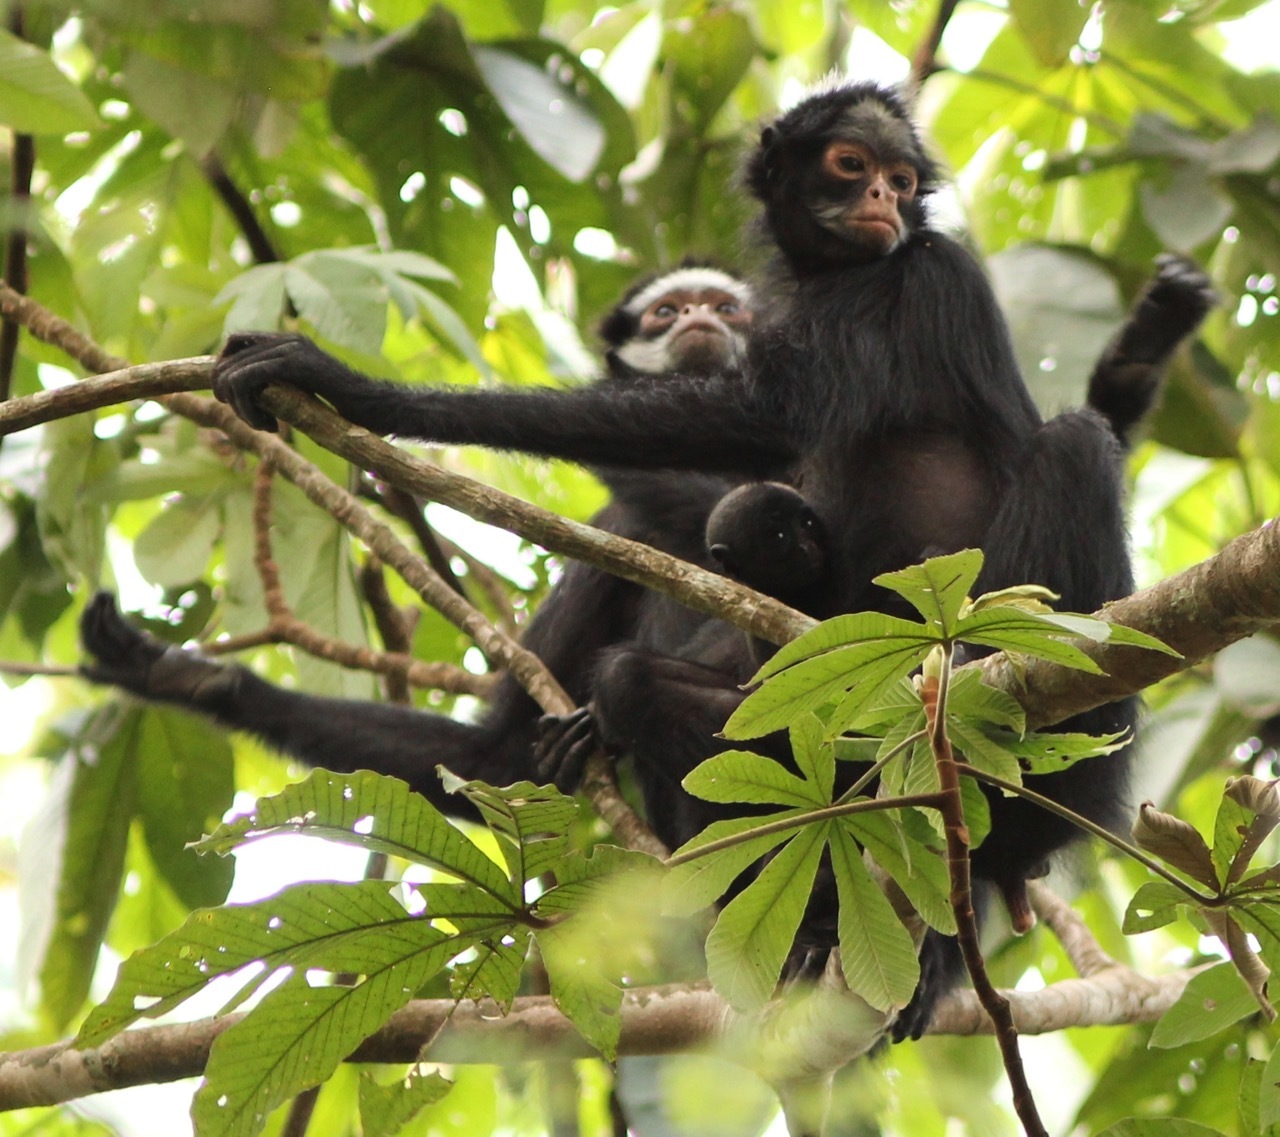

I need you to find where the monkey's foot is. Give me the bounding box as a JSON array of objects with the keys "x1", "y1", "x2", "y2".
[
  {"x1": 534, "y1": 706, "x2": 600, "y2": 793},
  {"x1": 80, "y1": 592, "x2": 236, "y2": 705}
]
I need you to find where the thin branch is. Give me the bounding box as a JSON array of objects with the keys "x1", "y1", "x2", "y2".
[
  {"x1": 1027, "y1": 881, "x2": 1117, "y2": 978},
  {"x1": 0, "y1": 661, "x2": 78, "y2": 678},
  {"x1": 957, "y1": 764, "x2": 1217, "y2": 903},
  {"x1": 0, "y1": 359, "x2": 213, "y2": 435},
  {"x1": 200, "y1": 152, "x2": 282, "y2": 266},
  {"x1": 909, "y1": 0, "x2": 961, "y2": 88},
  {"x1": 364, "y1": 481, "x2": 470, "y2": 602},
  {"x1": 246, "y1": 462, "x2": 485, "y2": 696},
  {"x1": 923, "y1": 657, "x2": 1047, "y2": 1137}
]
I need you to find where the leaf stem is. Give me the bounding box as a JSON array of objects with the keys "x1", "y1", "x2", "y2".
[
  {"x1": 663, "y1": 792, "x2": 947, "y2": 868},
  {"x1": 954, "y1": 764, "x2": 1218, "y2": 904},
  {"x1": 835, "y1": 728, "x2": 929, "y2": 804}
]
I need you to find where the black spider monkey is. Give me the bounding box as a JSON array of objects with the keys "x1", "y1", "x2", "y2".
[
  {"x1": 705, "y1": 253, "x2": 1214, "y2": 650},
  {"x1": 198, "y1": 79, "x2": 1222, "y2": 1036},
  {"x1": 80, "y1": 264, "x2": 754, "y2": 822},
  {"x1": 78, "y1": 251, "x2": 1207, "y2": 806},
  {"x1": 83, "y1": 83, "x2": 1214, "y2": 1033}
]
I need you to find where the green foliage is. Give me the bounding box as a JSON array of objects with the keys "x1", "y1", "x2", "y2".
[
  {"x1": 2, "y1": 1, "x2": 1280, "y2": 1133},
  {"x1": 672, "y1": 550, "x2": 1167, "y2": 1017}
]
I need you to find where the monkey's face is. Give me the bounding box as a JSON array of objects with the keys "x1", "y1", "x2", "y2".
[
  {"x1": 812, "y1": 138, "x2": 919, "y2": 257},
  {"x1": 620, "y1": 287, "x2": 752, "y2": 375},
  {"x1": 749, "y1": 85, "x2": 934, "y2": 268}
]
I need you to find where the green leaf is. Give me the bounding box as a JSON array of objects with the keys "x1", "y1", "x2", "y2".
[
  {"x1": 451, "y1": 925, "x2": 529, "y2": 1009},
  {"x1": 538, "y1": 921, "x2": 624, "y2": 1060},
  {"x1": 449, "y1": 778, "x2": 578, "y2": 885},
  {"x1": 197, "y1": 770, "x2": 519, "y2": 905},
  {"x1": 1122, "y1": 881, "x2": 1188, "y2": 935},
  {"x1": 943, "y1": 668, "x2": 1025, "y2": 732},
  {"x1": 663, "y1": 814, "x2": 800, "y2": 918},
  {"x1": 947, "y1": 719, "x2": 1024, "y2": 785},
  {"x1": 191, "y1": 906, "x2": 465, "y2": 1137},
  {"x1": 683, "y1": 749, "x2": 826, "y2": 808},
  {"x1": 1214, "y1": 778, "x2": 1280, "y2": 888},
  {"x1": 844, "y1": 812, "x2": 955, "y2": 935},
  {"x1": 1008, "y1": 0, "x2": 1089, "y2": 67},
  {"x1": 0, "y1": 28, "x2": 99, "y2": 134},
  {"x1": 981, "y1": 727, "x2": 1130, "y2": 777},
  {"x1": 134, "y1": 708, "x2": 235, "y2": 911},
  {"x1": 791, "y1": 715, "x2": 835, "y2": 802},
  {"x1": 728, "y1": 635, "x2": 932, "y2": 740},
  {"x1": 79, "y1": 879, "x2": 500, "y2": 1046},
  {"x1": 536, "y1": 844, "x2": 663, "y2": 917},
  {"x1": 1149, "y1": 963, "x2": 1258, "y2": 1049},
  {"x1": 217, "y1": 263, "x2": 290, "y2": 333},
  {"x1": 830, "y1": 826, "x2": 920, "y2": 1011},
  {"x1": 1263, "y1": 1040, "x2": 1280, "y2": 1130},
  {"x1": 286, "y1": 252, "x2": 390, "y2": 354},
  {"x1": 359, "y1": 1069, "x2": 453, "y2": 1137},
  {"x1": 473, "y1": 46, "x2": 606, "y2": 182},
  {"x1": 953, "y1": 609, "x2": 1105, "y2": 673},
  {"x1": 705, "y1": 823, "x2": 826, "y2": 1011},
  {"x1": 750, "y1": 612, "x2": 933, "y2": 683},
  {"x1": 133, "y1": 495, "x2": 222, "y2": 588},
  {"x1": 872, "y1": 550, "x2": 984, "y2": 634},
  {"x1": 1098, "y1": 1121, "x2": 1228, "y2": 1137},
  {"x1": 1131, "y1": 804, "x2": 1218, "y2": 889},
  {"x1": 39, "y1": 706, "x2": 139, "y2": 1030}
]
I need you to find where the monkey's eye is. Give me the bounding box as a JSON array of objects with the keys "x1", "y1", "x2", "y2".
[
  {"x1": 653, "y1": 303, "x2": 678, "y2": 319},
  {"x1": 717, "y1": 301, "x2": 740, "y2": 315},
  {"x1": 824, "y1": 144, "x2": 866, "y2": 179},
  {"x1": 890, "y1": 172, "x2": 916, "y2": 194}
]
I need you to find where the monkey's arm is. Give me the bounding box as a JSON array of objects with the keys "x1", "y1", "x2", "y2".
[
  {"x1": 213, "y1": 334, "x2": 794, "y2": 476},
  {"x1": 78, "y1": 593, "x2": 526, "y2": 818},
  {"x1": 1086, "y1": 255, "x2": 1216, "y2": 444}
]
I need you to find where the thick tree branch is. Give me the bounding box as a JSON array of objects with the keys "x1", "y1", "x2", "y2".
[
  {"x1": 981, "y1": 517, "x2": 1280, "y2": 729},
  {"x1": 0, "y1": 960, "x2": 1198, "y2": 1110}
]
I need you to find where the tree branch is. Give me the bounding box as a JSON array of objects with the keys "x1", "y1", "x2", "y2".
[{"x1": 0, "y1": 962, "x2": 1199, "y2": 1111}]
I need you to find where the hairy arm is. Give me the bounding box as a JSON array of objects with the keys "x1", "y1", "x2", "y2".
[{"x1": 214, "y1": 334, "x2": 795, "y2": 476}]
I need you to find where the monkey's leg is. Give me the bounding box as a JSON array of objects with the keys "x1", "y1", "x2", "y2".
[
  {"x1": 79, "y1": 592, "x2": 529, "y2": 818},
  {"x1": 1086, "y1": 255, "x2": 1215, "y2": 443}
]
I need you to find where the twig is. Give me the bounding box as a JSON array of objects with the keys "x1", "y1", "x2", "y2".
[
  {"x1": 244, "y1": 463, "x2": 485, "y2": 696},
  {"x1": 923, "y1": 654, "x2": 1046, "y2": 1137},
  {"x1": 360, "y1": 556, "x2": 416, "y2": 703},
  {"x1": 0, "y1": 661, "x2": 77, "y2": 678},
  {"x1": 0, "y1": 360, "x2": 213, "y2": 435},
  {"x1": 909, "y1": 0, "x2": 960, "y2": 88},
  {"x1": 364, "y1": 481, "x2": 470, "y2": 601},
  {"x1": 200, "y1": 153, "x2": 282, "y2": 266}
]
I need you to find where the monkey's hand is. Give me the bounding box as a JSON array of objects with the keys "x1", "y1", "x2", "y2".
[
  {"x1": 534, "y1": 707, "x2": 601, "y2": 794},
  {"x1": 213, "y1": 333, "x2": 369, "y2": 433},
  {"x1": 80, "y1": 592, "x2": 238, "y2": 707},
  {"x1": 1146, "y1": 253, "x2": 1218, "y2": 330}
]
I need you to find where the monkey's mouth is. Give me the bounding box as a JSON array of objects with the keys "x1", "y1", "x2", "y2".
[{"x1": 672, "y1": 320, "x2": 729, "y2": 342}]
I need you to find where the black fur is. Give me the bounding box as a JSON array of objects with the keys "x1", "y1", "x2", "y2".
[
  {"x1": 87, "y1": 82, "x2": 1215, "y2": 1041},
  {"x1": 202, "y1": 82, "x2": 1147, "y2": 1036}
]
